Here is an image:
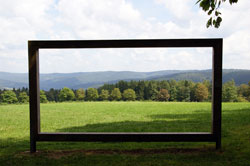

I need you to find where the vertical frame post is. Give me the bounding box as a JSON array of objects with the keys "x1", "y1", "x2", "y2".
[
  {"x1": 212, "y1": 39, "x2": 223, "y2": 149},
  {"x1": 28, "y1": 42, "x2": 40, "y2": 153}
]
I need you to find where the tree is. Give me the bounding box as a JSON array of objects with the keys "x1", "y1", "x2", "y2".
[
  {"x1": 40, "y1": 90, "x2": 48, "y2": 103},
  {"x1": 189, "y1": 81, "x2": 196, "y2": 102},
  {"x1": 110, "y1": 88, "x2": 122, "y2": 101},
  {"x1": 197, "y1": 0, "x2": 238, "y2": 28},
  {"x1": 203, "y1": 80, "x2": 212, "y2": 100},
  {"x1": 100, "y1": 89, "x2": 109, "y2": 101},
  {"x1": 123, "y1": 89, "x2": 136, "y2": 101},
  {"x1": 135, "y1": 81, "x2": 145, "y2": 100},
  {"x1": 116, "y1": 80, "x2": 128, "y2": 93},
  {"x1": 222, "y1": 80, "x2": 237, "y2": 102},
  {"x1": 169, "y1": 80, "x2": 177, "y2": 101},
  {"x1": 144, "y1": 81, "x2": 158, "y2": 100},
  {"x1": 129, "y1": 80, "x2": 138, "y2": 91},
  {"x1": 76, "y1": 88, "x2": 85, "y2": 101},
  {"x1": 169, "y1": 86, "x2": 177, "y2": 101},
  {"x1": 86, "y1": 88, "x2": 98, "y2": 101},
  {"x1": 45, "y1": 88, "x2": 60, "y2": 102},
  {"x1": 248, "y1": 81, "x2": 250, "y2": 101},
  {"x1": 98, "y1": 84, "x2": 115, "y2": 94},
  {"x1": 236, "y1": 95, "x2": 248, "y2": 102},
  {"x1": 159, "y1": 81, "x2": 170, "y2": 91},
  {"x1": 237, "y1": 84, "x2": 249, "y2": 100},
  {"x1": 58, "y1": 87, "x2": 75, "y2": 102},
  {"x1": 195, "y1": 83, "x2": 209, "y2": 102},
  {"x1": 177, "y1": 81, "x2": 191, "y2": 102},
  {"x1": 18, "y1": 92, "x2": 29, "y2": 103},
  {"x1": 0, "y1": 90, "x2": 18, "y2": 104},
  {"x1": 156, "y1": 89, "x2": 170, "y2": 101}
]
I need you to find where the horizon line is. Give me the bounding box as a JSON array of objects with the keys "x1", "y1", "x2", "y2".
[{"x1": 0, "y1": 68, "x2": 250, "y2": 74}]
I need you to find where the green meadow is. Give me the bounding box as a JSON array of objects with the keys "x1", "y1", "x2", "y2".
[{"x1": 1, "y1": 102, "x2": 250, "y2": 165}]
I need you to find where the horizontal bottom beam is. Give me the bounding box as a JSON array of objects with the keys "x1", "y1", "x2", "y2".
[{"x1": 37, "y1": 132, "x2": 216, "y2": 142}]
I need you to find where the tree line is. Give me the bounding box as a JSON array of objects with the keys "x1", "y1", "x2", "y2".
[{"x1": 0, "y1": 80, "x2": 250, "y2": 104}]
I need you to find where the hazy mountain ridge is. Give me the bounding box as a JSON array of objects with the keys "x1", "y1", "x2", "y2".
[{"x1": 0, "y1": 69, "x2": 249, "y2": 90}]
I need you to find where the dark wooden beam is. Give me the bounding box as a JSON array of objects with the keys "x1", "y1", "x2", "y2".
[
  {"x1": 29, "y1": 39, "x2": 221, "y2": 49},
  {"x1": 28, "y1": 42, "x2": 40, "y2": 153},
  {"x1": 212, "y1": 39, "x2": 223, "y2": 149}
]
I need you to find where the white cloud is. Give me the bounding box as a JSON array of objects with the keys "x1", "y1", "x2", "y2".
[
  {"x1": 39, "y1": 47, "x2": 212, "y2": 73},
  {"x1": 219, "y1": 0, "x2": 250, "y2": 69},
  {"x1": 0, "y1": 0, "x2": 249, "y2": 73},
  {"x1": 154, "y1": 0, "x2": 194, "y2": 19},
  {"x1": 54, "y1": 0, "x2": 144, "y2": 39}
]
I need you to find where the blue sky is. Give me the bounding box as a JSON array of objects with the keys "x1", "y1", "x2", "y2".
[{"x1": 0, "y1": 0, "x2": 249, "y2": 73}]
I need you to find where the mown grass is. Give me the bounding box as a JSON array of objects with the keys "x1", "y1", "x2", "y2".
[{"x1": 0, "y1": 102, "x2": 250, "y2": 165}]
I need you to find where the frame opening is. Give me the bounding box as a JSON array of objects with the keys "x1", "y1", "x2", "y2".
[{"x1": 28, "y1": 39, "x2": 222, "y2": 152}]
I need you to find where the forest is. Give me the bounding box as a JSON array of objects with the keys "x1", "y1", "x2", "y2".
[{"x1": 0, "y1": 79, "x2": 250, "y2": 104}]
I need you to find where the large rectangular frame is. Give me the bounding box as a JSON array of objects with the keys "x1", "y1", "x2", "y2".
[{"x1": 28, "y1": 39, "x2": 222, "y2": 153}]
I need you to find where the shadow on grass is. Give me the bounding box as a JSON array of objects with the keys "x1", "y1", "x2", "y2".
[
  {"x1": 55, "y1": 107, "x2": 250, "y2": 137},
  {"x1": 56, "y1": 120, "x2": 211, "y2": 132},
  {"x1": 0, "y1": 138, "x2": 30, "y2": 150},
  {"x1": 55, "y1": 110, "x2": 211, "y2": 132},
  {"x1": 149, "y1": 110, "x2": 210, "y2": 120},
  {"x1": 17, "y1": 147, "x2": 217, "y2": 159}
]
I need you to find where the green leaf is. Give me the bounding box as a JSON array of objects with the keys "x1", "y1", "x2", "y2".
[
  {"x1": 200, "y1": 0, "x2": 210, "y2": 11},
  {"x1": 213, "y1": 19, "x2": 216, "y2": 25},
  {"x1": 218, "y1": 0, "x2": 221, "y2": 7},
  {"x1": 217, "y1": 16, "x2": 222, "y2": 23},
  {"x1": 214, "y1": 17, "x2": 222, "y2": 28},
  {"x1": 229, "y1": 0, "x2": 238, "y2": 5},
  {"x1": 206, "y1": 17, "x2": 212, "y2": 28},
  {"x1": 215, "y1": 11, "x2": 221, "y2": 16},
  {"x1": 208, "y1": 9, "x2": 213, "y2": 15}
]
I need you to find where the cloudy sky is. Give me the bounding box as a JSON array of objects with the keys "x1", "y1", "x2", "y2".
[{"x1": 0, "y1": 0, "x2": 249, "y2": 73}]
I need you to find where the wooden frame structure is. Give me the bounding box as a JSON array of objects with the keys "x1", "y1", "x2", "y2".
[{"x1": 28, "y1": 39, "x2": 223, "y2": 153}]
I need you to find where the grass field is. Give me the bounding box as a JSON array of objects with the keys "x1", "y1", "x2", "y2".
[{"x1": 0, "y1": 102, "x2": 250, "y2": 165}]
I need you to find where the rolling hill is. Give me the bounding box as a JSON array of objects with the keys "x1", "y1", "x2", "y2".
[
  {"x1": 151, "y1": 69, "x2": 250, "y2": 85},
  {"x1": 0, "y1": 69, "x2": 249, "y2": 90}
]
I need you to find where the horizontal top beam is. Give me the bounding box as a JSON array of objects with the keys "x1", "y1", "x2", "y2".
[{"x1": 29, "y1": 39, "x2": 222, "y2": 49}]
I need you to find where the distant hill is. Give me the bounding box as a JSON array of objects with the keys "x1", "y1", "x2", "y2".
[
  {"x1": 0, "y1": 69, "x2": 249, "y2": 90},
  {"x1": 150, "y1": 69, "x2": 250, "y2": 85}
]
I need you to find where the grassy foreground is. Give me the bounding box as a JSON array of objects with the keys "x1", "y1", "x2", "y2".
[{"x1": 0, "y1": 102, "x2": 250, "y2": 165}]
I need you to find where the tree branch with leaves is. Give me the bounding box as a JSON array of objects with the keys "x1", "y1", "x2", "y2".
[{"x1": 197, "y1": 0, "x2": 238, "y2": 28}]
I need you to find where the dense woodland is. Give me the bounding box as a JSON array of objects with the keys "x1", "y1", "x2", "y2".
[{"x1": 0, "y1": 80, "x2": 250, "y2": 104}]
